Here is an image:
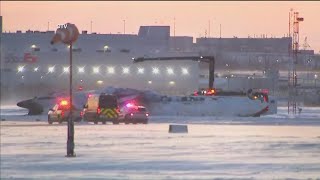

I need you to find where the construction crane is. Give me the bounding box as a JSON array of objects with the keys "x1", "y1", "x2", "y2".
[{"x1": 132, "y1": 56, "x2": 215, "y2": 90}]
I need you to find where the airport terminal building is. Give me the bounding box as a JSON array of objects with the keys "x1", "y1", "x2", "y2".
[{"x1": 1, "y1": 16, "x2": 319, "y2": 101}]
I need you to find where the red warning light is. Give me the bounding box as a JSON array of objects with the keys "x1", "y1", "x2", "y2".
[
  {"x1": 194, "y1": 91, "x2": 198, "y2": 96},
  {"x1": 206, "y1": 88, "x2": 216, "y2": 95},
  {"x1": 261, "y1": 89, "x2": 269, "y2": 94}
]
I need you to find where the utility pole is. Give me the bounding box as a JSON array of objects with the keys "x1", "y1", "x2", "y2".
[
  {"x1": 90, "y1": 21, "x2": 93, "y2": 34},
  {"x1": 51, "y1": 23, "x2": 79, "y2": 157},
  {"x1": 173, "y1": 17, "x2": 176, "y2": 51},
  {"x1": 219, "y1": 24, "x2": 222, "y2": 38},
  {"x1": 208, "y1": 20, "x2": 210, "y2": 38},
  {"x1": 67, "y1": 42, "x2": 75, "y2": 157}
]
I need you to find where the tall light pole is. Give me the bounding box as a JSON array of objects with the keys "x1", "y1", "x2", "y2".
[
  {"x1": 51, "y1": 23, "x2": 79, "y2": 157},
  {"x1": 123, "y1": 20, "x2": 126, "y2": 34}
]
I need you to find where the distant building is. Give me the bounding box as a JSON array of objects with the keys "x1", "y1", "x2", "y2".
[{"x1": 196, "y1": 37, "x2": 292, "y2": 53}]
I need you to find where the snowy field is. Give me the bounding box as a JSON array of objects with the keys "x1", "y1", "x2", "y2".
[{"x1": 1, "y1": 106, "x2": 320, "y2": 179}]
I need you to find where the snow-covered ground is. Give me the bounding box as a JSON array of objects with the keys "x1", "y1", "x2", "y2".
[{"x1": 1, "y1": 106, "x2": 320, "y2": 179}]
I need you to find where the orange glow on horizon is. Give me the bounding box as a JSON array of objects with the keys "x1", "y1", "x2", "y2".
[{"x1": 1, "y1": 1, "x2": 320, "y2": 51}]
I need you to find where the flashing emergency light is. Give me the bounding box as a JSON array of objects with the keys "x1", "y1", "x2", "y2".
[
  {"x1": 60, "y1": 100, "x2": 69, "y2": 106},
  {"x1": 261, "y1": 89, "x2": 269, "y2": 94},
  {"x1": 206, "y1": 89, "x2": 216, "y2": 95},
  {"x1": 126, "y1": 103, "x2": 134, "y2": 108},
  {"x1": 194, "y1": 91, "x2": 198, "y2": 96}
]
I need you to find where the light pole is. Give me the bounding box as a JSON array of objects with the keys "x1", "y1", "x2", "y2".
[
  {"x1": 67, "y1": 42, "x2": 75, "y2": 157},
  {"x1": 51, "y1": 23, "x2": 79, "y2": 157}
]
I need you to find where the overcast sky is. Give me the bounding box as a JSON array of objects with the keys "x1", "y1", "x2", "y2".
[{"x1": 2, "y1": 1, "x2": 320, "y2": 52}]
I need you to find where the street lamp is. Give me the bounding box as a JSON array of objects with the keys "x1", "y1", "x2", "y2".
[
  {"x1": 51, "y1": 23, "x2": 79, "y2": 157},
  {"x1": 181, "y1": 67, "x2": 189, "y2": 75},
  {"x1": 78, "y1": 67, "x2": 85, "y2": 73},
  {"x1": 137, "y1": 67, "x2": 144, "y2": 74},
  {"x1": 152, "y1": 67, "x2": 160, "y2": 74},
  {"x1": 63, "y1": 67, "x2": 70, "y2": 73},
  {"x1": 48, "y1": 66, "x2": 55, "y2": 73},
  {"x1": 122, "y1": 67, "x2": 130, "y2": 74},
  {"x1": 107, "y1": 66, "x2": 115, "y2": 74},
  {"x1": 93, "y1": 66, "x2": 100, "y2": 74},
  {"x1": 167, "y1": 67, "x2": 174, "y2": 75}
]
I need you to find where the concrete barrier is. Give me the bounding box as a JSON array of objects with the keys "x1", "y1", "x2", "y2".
[{"x1": 169, "y1": 124, "x2": 188, "y2": 133}]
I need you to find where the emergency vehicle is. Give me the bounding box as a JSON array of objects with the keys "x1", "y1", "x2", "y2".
[
  {"x1": 83, "y1": 93, "x2": 120, "y2": 124},
  {"x1": 47, "y1": 98, "x2": 83, "y2": 124},
  {"x1": 119, "y1": 103, "x2": 149, "y2": 124}
]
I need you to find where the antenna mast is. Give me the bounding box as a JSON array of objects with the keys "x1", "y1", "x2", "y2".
[{"x1": 288, "y1": 9, "x2": 304, "y2": 114}]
